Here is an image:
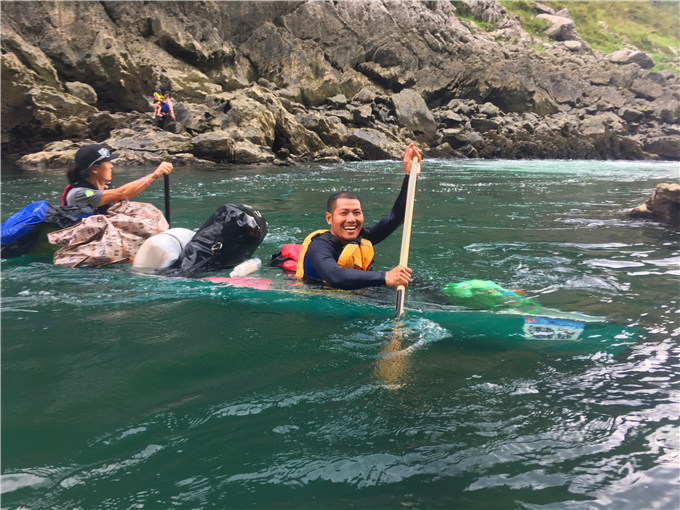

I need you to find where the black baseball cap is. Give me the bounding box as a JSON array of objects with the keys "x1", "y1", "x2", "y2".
[{"x1": 75, "y1": 144, "x2": 119, "y2": 170}]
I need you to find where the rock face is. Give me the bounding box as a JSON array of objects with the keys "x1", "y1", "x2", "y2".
[
  {"x1": 630, "y1": 183, "x2": 680, "y2": 226},
  {"x1": 2, "y1": 0, "x2": 679, "y2": 166}
]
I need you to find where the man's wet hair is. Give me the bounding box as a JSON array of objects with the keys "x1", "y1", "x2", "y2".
[{"x1": 327, "y1": 191, "x2": 362, "y2": 213}]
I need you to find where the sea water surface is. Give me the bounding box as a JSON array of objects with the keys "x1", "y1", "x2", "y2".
[{"x1": 1, "y1": 159, "x2": 679, "y2": 509}]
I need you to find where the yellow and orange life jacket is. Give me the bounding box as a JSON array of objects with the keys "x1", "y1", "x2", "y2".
[{"x1": 295, "y1": 229, "x2": 374, "y2": 280}]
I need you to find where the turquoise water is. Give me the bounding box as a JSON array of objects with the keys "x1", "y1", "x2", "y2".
[{"x1": 2, "y1": 159, "x2": 679, "y2": 509}]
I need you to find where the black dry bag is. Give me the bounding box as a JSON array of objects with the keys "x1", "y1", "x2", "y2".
[{"x1": 164, "y1": 203, "x2": 268, "y2": 278}]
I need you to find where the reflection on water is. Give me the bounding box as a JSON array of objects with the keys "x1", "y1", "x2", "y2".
[{"x1": 1, "y1": 159, "x2": 678, "y2": 509}]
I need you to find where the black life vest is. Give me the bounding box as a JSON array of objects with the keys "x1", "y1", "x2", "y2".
[{"x1": 61, "y1": 181, "x2": 114, "y2": 215}]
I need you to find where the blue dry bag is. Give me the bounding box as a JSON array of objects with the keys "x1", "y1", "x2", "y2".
[{"x1": 1, "y1": 201, "x2": 94, "y2": 258}]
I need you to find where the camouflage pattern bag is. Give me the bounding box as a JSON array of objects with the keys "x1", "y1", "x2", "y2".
[{"x1": 47, "y1": 201, "x2": 169, "y2": 268}]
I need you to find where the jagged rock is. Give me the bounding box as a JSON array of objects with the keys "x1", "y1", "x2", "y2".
[
  {"x1": 618, "y1": 135, "x2": 645, "y2": 159},
  {"x1": 492, "y1": 16, "x2": 530, "y2": 42},
  {"x1": 242, "y1": 86, "x2": 327, "y2": 156},
  {"x1": 338, "y1": 146, "x2": 362, "y2": 161},
  {"x1": 64, "y1": 82, "x2": 98, "y2": 106},
  {"x1": 630, "y1": 183, "x2": 680, "y2": 225},
  {"x1": 471, "y1": 117, "x2": 500, "y2": 133},
  {"x1": 257, "y1": 78, "x2": 278, "y2": 90},
  {"x1": 192, "y1": 130, "x2": 234, "y2": 159},
  {"x1": 563, "y1": 41, "x2": 582, "y2": 52},
  {"x1": 610, "y1": 63, "x2": 643, "y2": 89},
  {"x1": 240, "y1": 21, "x2": 366, "y2": 106},
  {"x1": 653, "y1": 96, "x2": 680, "y2": 124},
  {"x1": 591, "y1": 86, "x2": 626, "y2": 109},
  {"x1": 327, "y1": 94, "x2": 348, "y2": 107},
  {"x1": 106, "y1": 128, "x2": 193, "y2": 155},
  {"x1": 608, "y1": 49, "x2": 655, "y2": 69},
  {"x1": 295, "y1": 111, "x2": 350, "y2": 146},
  {"x1": 459, "y1": 143, "x2": 479, "y2": 158},
  {"x1": 17, "y1": 143, "x2": 80, "y2": 167},
  {"x1": 349, "y1": 104, "x2": 374, "y2": 127},
  {"x1": 589, "y1": 70, "x2": 613, "y2": 86},
  {"x1": 346, "y1": 128, "x2": 403, "y2": 159},
  {"x1": 479, "y1": 102, "x2": 502, "y2": 117},
  {"x1": 0, "y1": 25, "x2": 61, "y2": 88},
  {"x1": 659, "y1": 70, "x2": 676, "y2": 81},
  {"x1": 232, "y1": 140, "x2": 275, "y2": 164},
  {"x1": 630, "y1": 79, "x2": 665, "y2": 101},
  {"x1": 617, "y1": 107, "x2": 644, "y2": 123},
  {"x1": 87, "y1": 111, "x2": 147, "y2": 141},
  {"x1": 353, "y1": 88, "x2": 377, "y2": 104},
  {"x1": 554, "y1": 8, "x2": 570, "y2": 18},
  {"x1": 549, "y1": 76, "x2": 584, "y2": 106},
  {"x1": 308, "y1": 146, "x2": 341, "y2": 163},
  {"x1": 275, "y1": 87, "x2": 303, "y2": 104},
  {"x1": 277, "y1": 97, "x2": 307, "y2": 115},
  {"x1": 579, "y1": 115, "x2": 612, "y2": 154},
  {"x1": 2, "y1": 49, "x2": 97, "y2": 134},
  {"x1": 642, "y1": 135, "x2": 680, "y2": 159},
  {"x1": 391, "y1": 89, "x2": 437, "y2": 141},
  {"x1": 149, "y1": 6, "x2": 236, "y2": 70},
  {"x1": 207, "y1": 91, "x2": 275, "y2": 147},
  {"x1": 60, "y1": 118, "x2": 90, "y2": 139},
  {"x1": 174, "y1": 103, "x2": 221, "y2": 134},
  {"x1": 357, "y1": 61, "x2": 415, "y2": 91},
  {"x1": 428, "y1": 142, "x2": 461, "y2": 159},
  {"x1": 437, "y1": 111, "x2": 466, "y2": 127},
  {"x1": 447, "y1": 99, "x2": 475, "y2": 116},
  {"x1": 2, "y1": 0, "x2": 678, "y2": 164},
  {"x1": 537, "y1": 14, "x2": 576, "y2": 38},
  {"x1": 460, "y1": 0, "x2": 506, "y2": 23},
  {"x1": 531, "y1": 3, "x2": 555, "y2": 15}
]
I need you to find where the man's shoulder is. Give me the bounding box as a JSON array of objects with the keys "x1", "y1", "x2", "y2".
[{"x1": 310, "y1": 232, "x2": 343, "y2": 248}]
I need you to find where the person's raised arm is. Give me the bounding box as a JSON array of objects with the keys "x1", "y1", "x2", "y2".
[
  {"x1": 361, "y1": 143, "x2": 422, "y2": 245},
  {"x1": 98, "y1": 162, "x2": 173, "y2": 206}
]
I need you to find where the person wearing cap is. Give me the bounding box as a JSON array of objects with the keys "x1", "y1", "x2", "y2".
[
  {"x1": 156, "y1": 90, "x2": 175, "y2": 129},
  {"x1": 61, "y1": 144, "x2": 173, "y2": 215}
]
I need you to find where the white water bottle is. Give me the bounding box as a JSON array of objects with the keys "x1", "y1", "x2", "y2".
[{"x1": 230, "y1": 258, "x2": 262, "y2": 277}]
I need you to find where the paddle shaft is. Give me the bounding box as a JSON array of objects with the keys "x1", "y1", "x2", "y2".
[
  {"x1": 164, "y1": 174, "x2": 171, "y2": 227},
  {"x1": 395, "y1": 157, "x2": 420, "y2": 317}
]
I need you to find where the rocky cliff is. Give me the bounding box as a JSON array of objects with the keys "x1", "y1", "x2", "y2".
[{"x1": 2, "y1": 0, "x2": 679, "y2": 166}]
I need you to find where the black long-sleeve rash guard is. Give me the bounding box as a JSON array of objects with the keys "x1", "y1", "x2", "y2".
[{"x1": 304, "y1": 174, "x2": 410, "y2": 290}]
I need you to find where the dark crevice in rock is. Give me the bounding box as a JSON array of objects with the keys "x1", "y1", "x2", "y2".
[{"x1": 99, "y1": 1, "x2": 118, "y2": 26}]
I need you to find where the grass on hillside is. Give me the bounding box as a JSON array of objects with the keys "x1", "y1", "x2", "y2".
[
  {"x1": 498, "y1": 1, "x2": 679, "y2": 73},
  {"x1": 450, "y1": 1, "x2": 498, "y2": 34}
]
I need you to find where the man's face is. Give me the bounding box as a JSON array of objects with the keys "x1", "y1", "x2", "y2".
[{"x1": 326, "y1": 198, "x2": 363, "y2": 244}]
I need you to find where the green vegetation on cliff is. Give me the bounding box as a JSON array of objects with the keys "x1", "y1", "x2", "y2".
[{"x1": 500, "y1": 1, "x2": 680, "y2": 73}]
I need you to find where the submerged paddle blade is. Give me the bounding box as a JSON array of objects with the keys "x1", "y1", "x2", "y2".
[{"x1": 395, "y1": 285, "x2": 405, "y2": 317}]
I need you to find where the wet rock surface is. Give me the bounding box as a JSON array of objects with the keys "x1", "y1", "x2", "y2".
[{"x1": 630, "y1": 183, "x2": 680, "y2": 226}]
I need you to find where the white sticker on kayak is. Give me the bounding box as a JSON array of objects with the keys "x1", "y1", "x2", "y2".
[{"x1": 523, "y1": 317, "x2": 585, "y2": 341}]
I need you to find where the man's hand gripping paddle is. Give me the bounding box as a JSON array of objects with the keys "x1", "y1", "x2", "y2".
[{"x1": 394, "y1": 153, "x2": 420, "y2": 318}]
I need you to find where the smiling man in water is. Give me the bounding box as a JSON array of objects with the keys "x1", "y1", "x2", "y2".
[{"x1": 295, "y1": 144, "x2": 421, "y2": 290}]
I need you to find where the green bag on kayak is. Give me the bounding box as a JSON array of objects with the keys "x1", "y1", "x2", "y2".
[{"x1": 441, "y1": 280, "x2": 541, "y2": 312}]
